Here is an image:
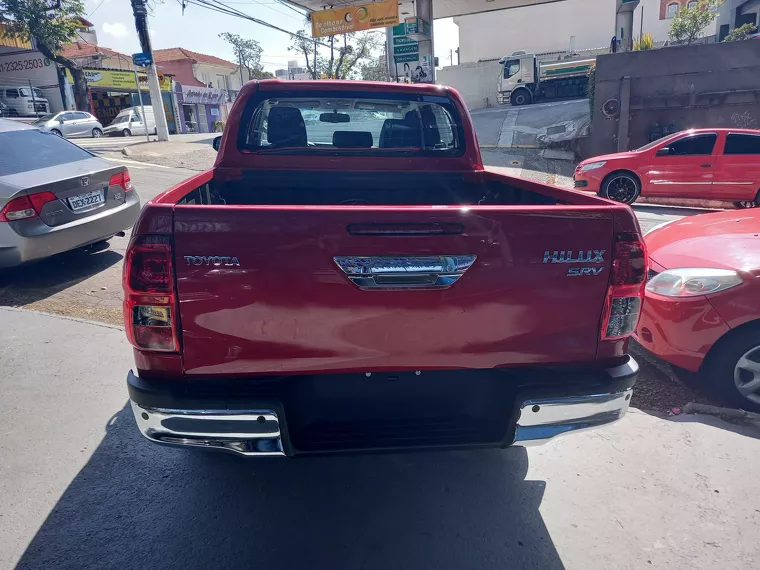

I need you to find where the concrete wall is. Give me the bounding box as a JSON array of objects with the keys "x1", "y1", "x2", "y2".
[
  {"x1": 590, "y1": 40, "x2": 760, "y2": 156},
  {"x1": 437, "y1": 60, "x2": 502, "y2": 110}
]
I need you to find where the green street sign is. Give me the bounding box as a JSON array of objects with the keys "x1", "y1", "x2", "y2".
[
  {"x1": 393, "y1": 36, "x2": 416, "y2": 45},
  {"x1": 394, "y1": 53, "x2": 419, "y2": 63},
  {"x1": 393, "y1": 43, "x2": 419, "y2": 55}
]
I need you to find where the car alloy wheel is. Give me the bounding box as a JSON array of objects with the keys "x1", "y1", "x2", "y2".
[
  {"x1": 122, "y1": 129, "x2": 132, "y2": 137},
  {"x1": 734, "y1": 200, "x2": 756, "y2": 209},
  {"x1": 92, "y1": 128, "x2": 103, "y2": 138},
  {"x1": 605, "y1": 175, "x2": 639, "y2": 204},
  {"x1": 51, "y1": 129, "x2": 62, "y2": 136},
  {"x1": 734, "y1": 345, "x2": 760, "y2": 405}
]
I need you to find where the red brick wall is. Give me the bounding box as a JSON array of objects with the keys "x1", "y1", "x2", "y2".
[{"x1": 659, "y1": 0, "x2": 691, "y2": 20}]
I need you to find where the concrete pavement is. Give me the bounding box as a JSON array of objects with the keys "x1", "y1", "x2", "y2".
[{"x1": 1, "y1": 307, "x2": 759, "y2": 569}]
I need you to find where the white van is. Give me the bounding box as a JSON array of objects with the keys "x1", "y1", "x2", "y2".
[
  {"x1": 103, "y1": 106, "x2": 156, "y2": 137},
  {"x1": 0, "y1": 86, "x2": 50, "y2": 117}
]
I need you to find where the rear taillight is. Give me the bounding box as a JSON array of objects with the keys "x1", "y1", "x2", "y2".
[
  {"x1": 601, "y1": 233, "x2": 648, "y2": 340},
  {"x1": 0, "y1": 191, "x2": 58, "y2": 222},
  {"x1": 123, "y1": 235, "x2": 179, "y2": 352},
  {"x1": 110, "y1": 170, "x2": 134, "y2": 192}
]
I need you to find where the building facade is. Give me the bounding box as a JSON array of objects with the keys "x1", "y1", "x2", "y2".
[{"x1": 453, "y1": 0, "x2": 725, "y2": 63}]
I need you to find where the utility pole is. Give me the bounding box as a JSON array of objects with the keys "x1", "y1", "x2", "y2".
[
  {"x1": 639, "y1": 6, "x2": 644, "y2": 45},
  {"x1": 130, "y1": 0, "x2": 170, "y2": 141},
  {"x1": 449, "y1": 49, "x2": 452, "y2": 66},
  {"x1": 456, "y1": 48, "x2": 460, "y2": 65}
]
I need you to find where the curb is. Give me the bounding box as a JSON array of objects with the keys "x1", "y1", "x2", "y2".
[
  {"x1": 638, "y1": 196, "x2": 734, "y2": 210},
  {"x1": 682, "y1": 402, "x2": 760, "y2": 427},
  {"x1": 0, "y1": 306, "x2": 124, "y2": 331}
]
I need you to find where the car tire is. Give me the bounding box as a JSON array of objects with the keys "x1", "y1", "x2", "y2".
[
  {"x1": 50, "y1": 129, "x2": 62, "y2": 136},
  {"x1": 510, "y1": 90, "x2": 531, "y2": 106},
  {"x1": 92, "y1": 128, "x2": 103, "y2": 138},
  {"x1": 601, "y1": 171, "x2": 641, "y2": 204},
  {"x1": 122, "y1": 129, "x2": 132, "y2": 137},
  {"x1": 704, "y1": 325, "x2": 760, "y2": 413}
]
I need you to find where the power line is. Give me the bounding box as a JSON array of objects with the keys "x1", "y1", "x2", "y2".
[
  {"x1": 179, "y1": 0, "x2": 330, "y2": 47},
  {"x1": 88, "y1": 0, "x2": 107, "y2": 17}
]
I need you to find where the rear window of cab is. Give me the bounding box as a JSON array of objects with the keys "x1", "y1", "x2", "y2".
[{"x1": 238, "y1": 91, "x2": 465, "y2": 157}]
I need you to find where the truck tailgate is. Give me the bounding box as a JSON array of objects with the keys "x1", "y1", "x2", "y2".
[{"x1": 173, "y1": 206, "x2": 613, "y2": 376}]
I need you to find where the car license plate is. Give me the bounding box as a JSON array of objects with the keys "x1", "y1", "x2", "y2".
[{"x1": 68, "y1": 189, "x2": 105, "y2": 212}]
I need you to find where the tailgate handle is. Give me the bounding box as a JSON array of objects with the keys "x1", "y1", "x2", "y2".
[{"x1": 334, "y1": 255, "x2": 476, "y2": 289}]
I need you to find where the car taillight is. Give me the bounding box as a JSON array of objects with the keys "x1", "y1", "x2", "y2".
[
  {"x1": 110, "y1": 170, "x2": 134, "y2": 192},
  {"x1": 0, "y1": 191, "x2": 57, "y2": 222},
  {"x1": 600, "y1": 233, "x2": 648, "y2": 340},
  {"x1": 123, "y1": 235, "x2": 179, "y2": 352}
]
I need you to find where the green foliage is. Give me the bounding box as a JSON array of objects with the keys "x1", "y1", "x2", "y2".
[
  {"x1": 633, "y1": 32, "x2": 654, "y2": 51},
  {"x1": 212, "y1": 120, "x2": 225, "y2": 132},
  {"x1": 723, "y1": 23, "x2": 757, "y2": 41},
  {"x1": 0, "y1": 0, "x2": 89, "y2": 109},
  {"x1": 360, "y1": 58, "x2": 388, "y2": 81},
  {"x1": 289, "y1": 29, "x2": 383, "y2": 80},
  {"x1": 0, "y1": 0, "x2": 85, "y2": 55},
  {"x1": 669, "y1": 0, "x2": 724, "y2": 45},
  {"x1": 219, "y1": 32, "x2": 268, "y2": 80}
]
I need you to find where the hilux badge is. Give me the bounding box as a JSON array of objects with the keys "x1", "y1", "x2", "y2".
[{"x1": 543, "y1": 250, "x2": 605, "y2": 264}]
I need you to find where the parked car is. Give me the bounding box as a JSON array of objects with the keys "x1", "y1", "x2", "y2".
[
  {"x1": 0, "y1": 85, "x2": 49, "y2": 116},
  {"x1": 31, "y1": 111, "x2": 104, "y2": 138},
  {"x1": 0, "y1": 101, "x2": 8, "y2": 118},
  {"x1": 103, "y1": 106, "x2": 156, "y2": 137},
  {"x1": 636, "y1": 208, "x2": 760, "y2": 411},
  {"x1": 0, "y1": 120, "x2": 140, "y2": 268},
  {"x1": 124, "y1": 80, "x2": 646, "y2": 458},
  {"x1": 574, "y1": 128, "x2": 760, "y2": 208}
]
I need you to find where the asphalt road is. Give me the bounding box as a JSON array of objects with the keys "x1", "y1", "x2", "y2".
[{"x1": 2, "y1": 307, "x2": 759, "y2": 570}]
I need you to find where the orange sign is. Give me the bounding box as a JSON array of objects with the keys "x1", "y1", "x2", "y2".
[{"x1": 311, "y1": 1, "x2": 399, "y2": 38}]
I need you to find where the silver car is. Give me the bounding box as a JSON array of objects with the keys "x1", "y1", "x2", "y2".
[
  {"x1": 0, "y1": 120, "x2": 140, "y2": 268},
  {"x1": 32, "y1": 111, "x2": 104, "y2": 138}
]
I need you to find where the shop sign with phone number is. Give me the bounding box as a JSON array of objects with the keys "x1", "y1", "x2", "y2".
[{"x1": 0, "y1": 57, "x2": 51, "y2": 72}]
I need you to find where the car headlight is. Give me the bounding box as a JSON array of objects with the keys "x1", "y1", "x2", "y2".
[
  {"x1": 646, "y1": 268, "x2": 743, "y2": 297},
  {"x1": 579, "y1": 161, "x2": 607, "y2": 172}
]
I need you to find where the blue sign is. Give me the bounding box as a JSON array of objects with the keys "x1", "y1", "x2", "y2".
[{"x1": 132, "y1": 52, "x2": 153, "y2": 66}]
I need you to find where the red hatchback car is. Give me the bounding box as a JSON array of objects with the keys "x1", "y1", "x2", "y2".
[
  {"x1": 636, "y1": 208, "x2": 760, "y2": 410},
  {"x1": 574, "y1": 128, "x2": 760, "y2": 208}
]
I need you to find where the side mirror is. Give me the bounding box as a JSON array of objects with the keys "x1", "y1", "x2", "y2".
[
  {"x1": 212, "y1": 136, "x2": 222, "y2": 151},
  {"x1": 58, "y1": 118, "x2": 64, "y2": 124},
  {"x1": 656, "y1": 147, "x2": 671, "y2": 157}
]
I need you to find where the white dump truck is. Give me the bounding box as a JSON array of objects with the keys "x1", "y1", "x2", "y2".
[{"x1": 497, "y1": 51, "x2": 595, "y2": 106}]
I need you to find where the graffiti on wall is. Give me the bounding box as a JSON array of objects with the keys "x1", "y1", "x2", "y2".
[{"x1": 731, "y1": 111, "x2": 758, "y2": 129}]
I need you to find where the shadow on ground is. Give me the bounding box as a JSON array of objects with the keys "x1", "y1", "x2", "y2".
[
  {"x1": 0, "y1": 241, "x2": 121, "y2": 306},
  {"x1": 16, "y1": 404, "x2": 565, "y2": 570}
]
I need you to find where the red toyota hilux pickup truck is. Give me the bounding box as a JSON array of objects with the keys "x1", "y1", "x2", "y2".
[{"x1": 124, "y1": 80, "x2": 646, "y2": 457}]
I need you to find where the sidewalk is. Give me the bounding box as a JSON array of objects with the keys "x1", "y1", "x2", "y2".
[{"x1": 119, "y1": 135, "x2": 217, "y2": 170}]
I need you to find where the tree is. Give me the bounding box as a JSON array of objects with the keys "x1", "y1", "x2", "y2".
[
  {"x1": 0, "y1": 0, "x2": 89, "y2": 110},
  {"x1": 219, "y1": 32, "x2": 269, "y2": 81},
  {"x1": 723, "y1": 22, "x2": 757, "y2": 41},
  {"x1": 334, "y1": 31, "x2": 383, "y2": 80},
  {"x1": 669, "y1": 0, "x2": 724, "y2": 45},
  {"x1": 288, "y1": 29, "x2": 319, "y2": 79},
  {"x1": 360, "y1": 58, "x2": 388, "y2": 82}
]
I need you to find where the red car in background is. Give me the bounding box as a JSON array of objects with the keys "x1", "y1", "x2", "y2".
[
  {"x1": 636, "y1": 208, "x2": 760, "y2": 410},
  {"x1": 574, "y1": 128, "x2": 760, "y2": 208}
]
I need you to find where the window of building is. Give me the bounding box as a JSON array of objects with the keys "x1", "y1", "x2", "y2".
[
  {"x1": 216, "y1": 75, "x2": 227, "y2": 90},
  {"x1": 687, "y1": 1, "x2": 697, "y2": 9},
  {"x1": 724, "y1": 134, "x2": 760, "y2": 155},
  {"x1": 667, "y1": 2, "x2": 679, "y2": 18}
]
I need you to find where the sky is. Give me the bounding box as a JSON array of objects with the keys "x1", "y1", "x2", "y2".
[{"x1": 83, "y1": 0, "x2": 459, "y2": 72}]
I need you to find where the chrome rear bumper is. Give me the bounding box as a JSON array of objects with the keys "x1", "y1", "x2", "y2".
[
  {"x1": 128, "y1": 358, "x2": 638, "y2": 457},
  {"x1": 130, "y1": 402, "x2": 285, "y2": 457},
  {"x1": 512, "y1": 389, "x2": 633, "y2": 446}
]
